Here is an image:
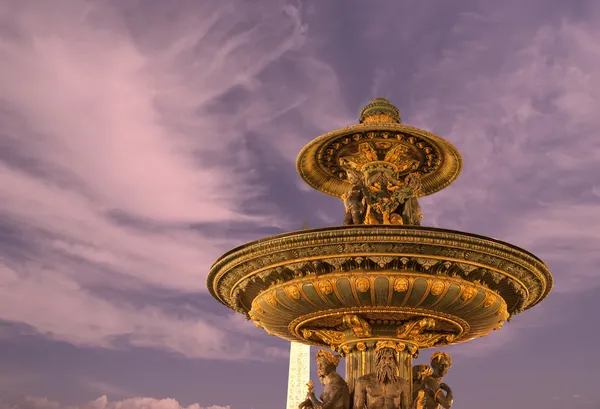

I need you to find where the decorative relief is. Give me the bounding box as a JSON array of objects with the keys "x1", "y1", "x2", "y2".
[
  {"x1": 431, "y1": 280, "x2": 445, "y2": 296},
  {"x1": 413, "y1": 333, "x2": 457, "y2": 348},
  {"x1": 460, "y1": 285, "x2": 478, "y2": 301},
  {"x1": 483, "y1": 294, "x2": 496, "y2": 308},
  {"x1": 210, "y1": 228, "x2": 548, "y2": 305},
  {"x1": 393, "y1": 277, "x2": 409, "y2": 292},
  {"x1": 415, "y1": 257, "x2": 439, "y2": 270},
  {"x1": 343, "y1": 314, "x2": 372, "y2": 337},
  {"x1": 265, "y1": 293, "x2": 278, "y2": 307},
  {"x1": 369, "y1": 256, "x2": 395, "y2": 267},
  {"x1": 316, "y1": 279, "x2": 334, "y2": 295},
  {"x1": 301, "y1": 328, "x2": 346, "y2": 346},
  {"x1": 356, "y1": 278, "x2": 371, "y2": 293},
  {"x1": 397, "y1": 318, "x2": 436, "y2": 339},
  {"x1": 284, "y1": 284, "x2": 302, "y2": 300},
  {"x1": 394, "y1": 317, "x2": 459, "y2": 348}
]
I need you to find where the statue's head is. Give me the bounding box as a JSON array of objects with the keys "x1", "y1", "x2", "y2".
[
  {"x1": 430, "y1": 351, "x2": 452, "y2": 378},
  {"x1": 374, "y1": 341, "x2": 399, "y2": 385},
  {"x1": 315, "y1": 350, "x2": 340, "y2": 380},
  {"x1": 405, "y1": 172, "x2": 421, "y2": 188},
  {"x1": 412, "y1": 364, "x2": 432, "y2": 381}
]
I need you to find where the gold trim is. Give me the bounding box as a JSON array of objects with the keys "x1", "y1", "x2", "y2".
[{"x1": 229, "y1": 253, "x2": 530, "y2": 303}]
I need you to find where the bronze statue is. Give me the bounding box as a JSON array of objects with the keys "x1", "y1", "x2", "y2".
[
  {"x1": 342, "y1": 184, "x2": 366, "y2": 225},
  {"x1": 411, "y1": 364, "x2": 433, "y2": 409},
  {"x1": 414, "y1": 352, "x2": 453, "y2": 409},
  {"x1": 353, "y1": 341, "x2": 410, "y2": 409},
  {"x1": 299, "y1": 349, "x2": 350, "y2": 409},
  {"x1": 393, "y1": 173, "x2": 423, "y2": 226},
  {"x1": 363, "y1": 171, "x2": 403, "y2": 225},
  {"x1": 342, "y1": 167, "x2": 366, "y2": 225}
]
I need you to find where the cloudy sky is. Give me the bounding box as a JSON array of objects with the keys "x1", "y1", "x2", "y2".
[{"x1": 1, "y1": 0, "x2": 599, "y2": 408}]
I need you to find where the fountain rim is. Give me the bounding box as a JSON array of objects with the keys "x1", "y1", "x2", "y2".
[
  {"x1": 206, "y1": 224, "x2": 553, "y2": 306},
  {"x1": 295, "y1": 122, "x2": 463, "y2": 198}
]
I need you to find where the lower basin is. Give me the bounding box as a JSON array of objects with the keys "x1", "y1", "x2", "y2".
[{"x1": 207, "y1": 225, "x2": 552, "y2": 350}]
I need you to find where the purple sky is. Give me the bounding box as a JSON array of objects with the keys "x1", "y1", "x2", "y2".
[{"x1": 1, "y1": 0, "x2": 599, "y2": 408}]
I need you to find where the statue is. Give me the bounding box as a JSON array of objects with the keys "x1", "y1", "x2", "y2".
[
  {"x1": 413, "y1": 352, "x2": 453, "y2": 409},
  {"x1": 393, "y1": 173, "x2": 423, "y2": 226},
  {"x1": 342, "y1": 169, "x2": 366, "y2": 225},
  {"x1": 363, "y1": 171, "x2": 403, "y2": 225},
  {"x1": 411, "y1": 364, "x2": 433, "y2": 409},
  {"x1": 299, "y1": 349, "x2": 350, "y2": 409},
  {"x1": 353, "y1": 341, "x2": 410, "y2": 409},
  {"x1": 338, "y1": 153, "x2": 423, "y2": 226}
]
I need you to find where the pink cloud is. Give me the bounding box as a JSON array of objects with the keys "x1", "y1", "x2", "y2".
[
  {"x1": 0, "y1": 0, "x2": 349, "y2": 358},
  {"x1": 0, "y1": 395, "x2": 229, "y2": 409}
]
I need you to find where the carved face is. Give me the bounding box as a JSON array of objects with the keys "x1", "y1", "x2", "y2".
[
  {"x1": 431, "y1": 357, "x2": 451, "y2": 377},
  {"x1": 316, "y1": 357, "x2": 334, "y2": 380},
  {"x1": 356, "y1": 278, "x2": 370, "y2": 293},
  {"x1": 375, "y1": 348, "x2": 398, "y2": 385}
]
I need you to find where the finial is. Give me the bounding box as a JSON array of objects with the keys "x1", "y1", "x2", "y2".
[
  {"x1": 359, "y1": 98, "x2": 401, "y2": 124},
  {"x1": 302, "y1": 219, "x2": 309, "y2": 230}
]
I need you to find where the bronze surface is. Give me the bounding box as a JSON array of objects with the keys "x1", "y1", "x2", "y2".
[
  {"x1": 296, "y1": 124, "x2": 462, "y2": 199},
  {"x1": 207, "y1": 225, "x2": 551, "y2": 349}
]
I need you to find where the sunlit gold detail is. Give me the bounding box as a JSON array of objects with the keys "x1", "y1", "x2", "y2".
[
  {"x1": 301, "y1": 328, "x2": 345, "y2": 346},
  {"x1": 413, "y1": 333, "x2": 457, "y2": 348},
  {"x1": 375, "y1": 340, "x2": 399, "y2": 352},
  {"x1": 460, "y1": 285, "x2": 478, "y2": 301},
  {"x1": 484, "y1": 294, "x2": 496, "y2": 308},
  {"x1": 316, "y1": 279, "x2": 334, "y2": 295},
  {"x1": 306, "y1": 379, "x2": 314, "y2": 395},
  {"x1": 356, "y1": 277, "x2": 370, "y2": 293},
  {"x1": 356, "y1": 342, "x2": 367, "y2": 351},
  {"x1": 213, "y1": 227, "x2": 546, "y2": 309},
  {"x1": 397, "y1": 318, "x2": 436, "y2": 339},
  {"x1": 343, "y1": 314, "x2": 372, "y2": 337},
  {"x1": 265, "y1": 293, "x2": 277, "y2": 307},
  {"x1": 361, "y1": 113, "x2": 397, "y2": 124},
  {"x1": 394, "y1": 277, "x2": 409, "y2": 292},
  {"x1": 431, "y1": 280, "x2": 445, "y2": 296},
  {"x1": 284, "y1": 284, "x2": 302, "y2": 300}
]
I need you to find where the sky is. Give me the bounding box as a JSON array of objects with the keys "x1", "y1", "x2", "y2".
[{"x1": 0, "y1": 0, "x2": 599, "y2": 408}]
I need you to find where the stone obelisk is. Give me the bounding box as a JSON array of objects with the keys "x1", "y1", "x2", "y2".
[{"x1": 285, "y1": 342, "x2": 310, "y2": 409}]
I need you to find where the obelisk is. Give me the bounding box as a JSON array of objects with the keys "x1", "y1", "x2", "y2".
[{"x1": 285, "y1": 342, "x2": 310, "y2": 409}]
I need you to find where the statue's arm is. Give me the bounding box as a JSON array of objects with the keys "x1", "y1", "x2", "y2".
[
  {"x1": 435, "y1": 386, "x2": 453, "y2": 409},
  {"x1": 400, "y1": 389, "x2": 409, "y2": 409},
  {"x1": 353, "y1": 380, "x2": 366, "y2": 409},
  {"x1": 310, "y1": 387, "x2": 343, "y2": 409}
]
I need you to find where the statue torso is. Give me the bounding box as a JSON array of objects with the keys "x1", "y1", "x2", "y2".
[
  {"x1": 421, "y1": 377, "x2": 442, "y2": 409},
  {"x1": 323, "y1": 373, "x2": 350, "y2": 409},
  {"x1": 358, "y1": 374, "x2": 408, "y2": 409}
]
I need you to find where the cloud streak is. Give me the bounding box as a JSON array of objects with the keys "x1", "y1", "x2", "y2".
[{"x1": 0, "y1": 0, "x2": 349, "y2": 359}]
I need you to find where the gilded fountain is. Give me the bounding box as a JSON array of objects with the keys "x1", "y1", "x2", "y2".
[{"x1": 207, "y1": 98, "x2": 553, "y2": 408}]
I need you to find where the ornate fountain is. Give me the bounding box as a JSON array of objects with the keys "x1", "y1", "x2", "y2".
[{"x1": 207, "y1": 98, "x2": 552, "y2": 408}]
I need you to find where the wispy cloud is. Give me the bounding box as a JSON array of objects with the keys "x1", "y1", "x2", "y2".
[
  {"x1": 389, "y1": 4, "x2": 600, "y2": 358},
  {"x1": 0, "y1": 0, "x2": 349, "y2": 359},
  {"x1": 413, "y1": 14, "x2": 600, "y2": 292}
]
